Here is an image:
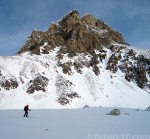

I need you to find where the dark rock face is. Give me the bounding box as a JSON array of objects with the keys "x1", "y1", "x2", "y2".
[
  {"x1": 0, "y1": 71, "x2": 18, "y2": 90},
  {"x1": 55, "y1": 75, "x2": 81, "y2": 105},
  {"x1": 18, "y1": 10, "x2": 125, "y2": 55},
  {"x1": 0, "y1": 78, "x2": 18, "y2": 90},
  {"x1": 109, "y1": 45, "x2": 150, "y2": 89},
  {"x1": 73, "y1": 61, "x2": 83, "y2": 74},
  {"x1": 93, "y1": 65, "x2": 100, "y2": 76},
  {"x1": 125, "y1": 62, "x2": 148, "y2": 89},
  {"x1": 27, "y1": 76, "x2": 49, "y2": 94},
  {"x1": 106, "y1": 53, "x2": 121, "y2": 73},
  {"x1": 62, "y1": 62, "x2": 72, "y2": 75},
  {"x1": 90, "y1": 54, "x2": 100, "y2": 66},
  {"x1": 0, "y1": 71, "x2": 2, "y2": 76},
  {"x1": 58, "y1": 92, "x2": 80, "y2": 105}
]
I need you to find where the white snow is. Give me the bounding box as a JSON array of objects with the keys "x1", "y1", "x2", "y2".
[
  {"x1": 0, "y1": 107, "x2": 150, "y2": 139},
  {"x1": 111, "y1": 42, "x2": 150, "y2": 58},
  {"x1": 0, "y1": 45, "x2": 150, "y2": 109}
]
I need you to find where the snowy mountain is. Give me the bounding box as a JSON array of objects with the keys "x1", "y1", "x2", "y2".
[{"x1": 0, "y1": 10, "x2": 150, "y2": 109}]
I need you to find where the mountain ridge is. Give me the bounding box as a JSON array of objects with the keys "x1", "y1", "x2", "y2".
[
  {"x1": 18, "y1": 10, "x2": 125, "y2": 55},
  {"x1": 0, "y1": 10, "x2": 149, "y2": 109}
]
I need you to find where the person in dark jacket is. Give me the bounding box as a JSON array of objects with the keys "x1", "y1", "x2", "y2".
[{"x1": 24, "y1": 105, "x2": 30, "y2": 117}]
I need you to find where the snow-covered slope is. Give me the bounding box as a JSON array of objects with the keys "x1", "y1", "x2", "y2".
[
  {"x1": 0, "y1": 108, "x2": 150, "y2": 139},
  {"x1": 0, "y1": 10, "x2": 149, "y2": 109},
  {"x1": 0, "y1": 45, "x2": 149, "y2": 109}
]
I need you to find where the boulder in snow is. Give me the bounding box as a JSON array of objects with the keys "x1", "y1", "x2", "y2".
[{"x1": 106, "y1": 109, "x2": 121, "y2": 116}]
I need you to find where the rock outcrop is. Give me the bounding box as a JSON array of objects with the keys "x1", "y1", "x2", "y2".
[
  {"x1": 27, "y1": 75, "x2": 49, "y2": 94},
  {"x1": 18, "y1": 10, "x2": 125, "y2": 55},
  {"x1": 106, "y1": 109, "x2": 121, "y2": 116},
  {"x1": 0, "y1": 77, "x2": 18, "y2": 90}
]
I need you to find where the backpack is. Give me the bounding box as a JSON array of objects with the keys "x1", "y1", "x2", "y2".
[{"x1": 24, "y1": 105, "x2": 28, "y2": 111}]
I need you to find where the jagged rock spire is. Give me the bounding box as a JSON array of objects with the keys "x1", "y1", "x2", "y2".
[{"x1": 18, "y1": 10, "x2": 125, "y2": 55}]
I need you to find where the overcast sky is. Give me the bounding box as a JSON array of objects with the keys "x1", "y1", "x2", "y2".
[{"x1": 0, "y1": 0, "x2": 150, "y2": 56}]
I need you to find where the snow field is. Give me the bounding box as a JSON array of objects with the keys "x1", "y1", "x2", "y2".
[{"x1": 0, "y1": 107, "x2": 150, "y2": 139}]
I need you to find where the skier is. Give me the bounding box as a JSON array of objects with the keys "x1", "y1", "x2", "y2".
[{"x1": 24, "y1": 105, "x2": 31, "y2": 117}]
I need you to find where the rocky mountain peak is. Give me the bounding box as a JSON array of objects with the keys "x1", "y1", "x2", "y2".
[
  {"x1": 0, "y1": 10, "x2": 149, "y2": 108},
  {"x1": 18, "y1": 10, "x2": 125, "y2": 55},
  {"x1": 82, "y1": 14, "x2": 110, "y2": 30}
]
